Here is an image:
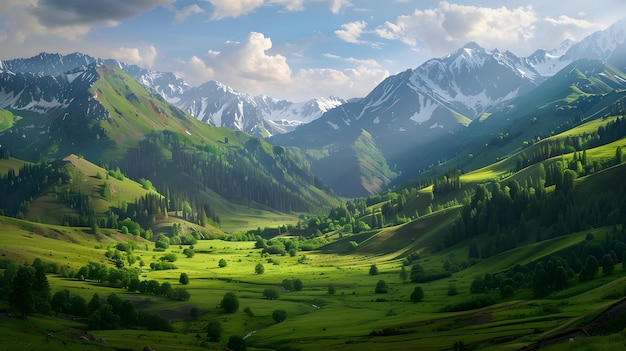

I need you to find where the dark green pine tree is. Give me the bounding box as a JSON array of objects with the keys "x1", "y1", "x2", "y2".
[
  {"x1": 9, "y1": 266, "x2": 35, "y2": 319},
  {"x1": 31, "y1": 259, "x2": 51, "y2": 314},
  {"x1": 518, "y1": 213, "x2": 528, "y2": 242},
  {"x1": 468, "y1": 240, "x2": 479, "y2": 259}
]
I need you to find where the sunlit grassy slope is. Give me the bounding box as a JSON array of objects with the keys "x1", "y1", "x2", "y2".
[{"x1": 0, "y1": 156, "x2": 29, "y2": 175}]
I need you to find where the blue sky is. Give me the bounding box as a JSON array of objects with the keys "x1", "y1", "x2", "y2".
[{"x1": 0, "y1": 0, "x2": 624, "y2": 101}]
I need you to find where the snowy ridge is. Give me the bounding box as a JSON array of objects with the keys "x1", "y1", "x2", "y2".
[{"x1": 564, "y1": 18, "x2": 626, "y2": 63}]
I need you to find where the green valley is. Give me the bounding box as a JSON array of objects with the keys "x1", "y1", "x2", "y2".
[
  {"x1": 1, "y1": 104, "x2": 626, "y2": 350},
  {"x1": 2, "y1": 20, "x2": 626, "y2": 350}
]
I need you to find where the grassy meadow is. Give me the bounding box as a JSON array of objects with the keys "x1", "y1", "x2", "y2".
[{"x1": 1, "y1": 210, "x2": 626, "y2": 351}]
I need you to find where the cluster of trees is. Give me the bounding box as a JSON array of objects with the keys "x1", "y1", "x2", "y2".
[
  {"x1": 127, "y1": 278, "x2": 190, "y2": 301},
  {"x1": 0, "y1": 258, "x2": 51, "y2": 318},
  {"x1": 0, "y1": 161, "x2": 71, "y2": 217},
  {"x1": 409, "y1": 263, "x2": 451, "y2": 283},
  {"x1": 443, "y1": 163, "x2": 626, "y2": 259},
  {"x1": 516, "y1": 116, "x2": 626, "y2": 171},
  {"x1": 464, "y1": 232, "x2": 624, "y2": 300},
  {"x1": 0, "y1": 257, "x2": 173, "y2": 331},
  {"x1": 75, "y1": 261, "x2": 141, "y2": 287},
  {"x1": 201, "y1": 186, "x2": 420, "y2": 247},
  {"x1": 281, "y1": 278, "x2": 303, "y2": 291},
  {"x1": 76, "y1": 292, "x2": 171, "y2": 331},
  {"x1": 433, "y1": 168, "x2": 462, "y2": 194},
  {"x1": 227, "y1": 230, "x2": 329, "y2": 253},
  {"x1": 61, "y1": 191, "x2": 93, "y2": 217},
  {"x1": 156, "y1": 184, "x2": 220, "y2": 227}
]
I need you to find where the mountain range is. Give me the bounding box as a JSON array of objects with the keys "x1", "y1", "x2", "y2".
[
  {"x1": 1, "y1": 19, "x2": 626, "y2": 199},
  {"x1": 270, "y1": 18, "x2": 626, "y2": 196},
  {"x1": 0, "y1": 52, "x2": 344, "y2": 138}
]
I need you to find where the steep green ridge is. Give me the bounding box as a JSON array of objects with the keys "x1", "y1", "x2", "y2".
[
  {"x1": 0, "y1": 65, "x2": 338, "y2": 223},
  {"x1": 310, "y1": 129, "x2": 397, "y2": 197}
]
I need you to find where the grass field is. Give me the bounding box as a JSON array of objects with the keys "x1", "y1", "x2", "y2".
[{"x1": 1, "y1": 210, "x2": 625, "y2": 351}]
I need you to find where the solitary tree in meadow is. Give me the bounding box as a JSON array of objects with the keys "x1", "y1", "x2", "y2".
[
  {"x1": 410, "y1": 286, "x2": 424, "y2": 302},
  {"x1": 272, "y1": 309, "x2": 287, "y2": 323},
  {"x1": 374, "y1": 280, "x2": 388, "y2": 293},
  {"x1": 293, "y1": 278, "x2": 303, "y2": 291},
  {"x1": 179, "y1": 272, "x2": 190, "y2": 285},
  {"x1": 263, "y1": 288, "x2": 279, "y2": 300},
  {"x1": 602, "y1": 254, "x2": 615, "y2": 276},
  {"x1": 221, "y1": 292, "x2": 239, "y2": 313},
  {"x1": 255, "y1": 263, "x2": 265, "y2": 274},
  {"x1": 206, "y1": 320, "x2": 223, "y2": 342},
  {"x1": 282, "y1": 279, "x2": 294, "y2": 291}
]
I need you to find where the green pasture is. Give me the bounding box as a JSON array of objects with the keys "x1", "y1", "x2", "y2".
[{"x1": 1, "y1": 212, "x2": 626, "y2": 351}]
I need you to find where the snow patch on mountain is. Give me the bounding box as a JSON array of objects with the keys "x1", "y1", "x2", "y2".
[{"x1": 409, "y1": 95, "x2": 439, "y2": 124}]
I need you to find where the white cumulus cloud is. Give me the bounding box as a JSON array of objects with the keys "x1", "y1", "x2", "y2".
[
  {"x1": 181, "y1": 32, "x2": 291, "y2": 92},
  {"x1": 335, "y1": 21, "x2": 368, "y2": 44},
  {"x1": 291, "y1": 65, "x2": 387, "y2": 100},
  {"x1": 375, "y1": 1, "x2": 603, "y2": 56},
  {"x1": 180, "y1": 32, "x2": 386, "y2": 101},
  {"x1": 110, "y1": 45, "x2": 158, "y2": 68},
  {"x1": 174, "y1": 4, "x2": 205, "y2": 23},
  {"x1": 208, "y1": 0, "x2": 264, "y2": 19}
]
